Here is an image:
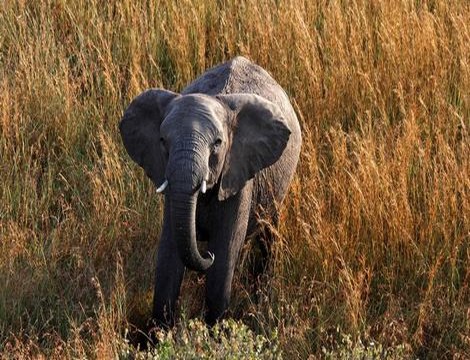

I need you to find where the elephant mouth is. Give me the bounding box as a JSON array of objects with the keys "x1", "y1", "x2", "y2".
[{"x1": 156, "y1": 178, "x2": 207, "y2": 195}]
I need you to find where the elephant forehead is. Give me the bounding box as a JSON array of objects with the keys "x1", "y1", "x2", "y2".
[{"x1": 161, "y1": 95, "x2": 226, "y2": 135}]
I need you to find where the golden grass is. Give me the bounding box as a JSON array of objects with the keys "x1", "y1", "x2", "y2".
[{"x1": 0, "y1": 0, "x2": 468, "y2": 358}]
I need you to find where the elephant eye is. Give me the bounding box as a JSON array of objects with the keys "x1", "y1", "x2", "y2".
[
  {"x1": 160, "y1": 137, "x2": 169, "y2": 153},
  {"x1": 212, "y1": 138, "x2": 222, "y2": 152}
]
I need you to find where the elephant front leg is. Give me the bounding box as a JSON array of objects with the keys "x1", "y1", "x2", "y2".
[
  {"x1": 204, "y1": 189, "x2": 251, "y2": 325},
  {"x1": 152, "y1": 203, "x2": 185, "y2": 329}
]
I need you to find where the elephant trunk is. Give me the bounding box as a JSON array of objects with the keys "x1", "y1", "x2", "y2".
[{"x1": 170, "y1": 192, "x2": 214, "y2": 272}]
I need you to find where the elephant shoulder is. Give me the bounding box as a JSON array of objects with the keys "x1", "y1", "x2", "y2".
[
  {"x1": 182, "y1": 60, "x2": 234, "y2": 95},
  {"x1": 223, "y1": 59, "x2": 293, "y2": 113},
  {"x1": 182, "y1": 56, "x2": 271, "y2": 96}
]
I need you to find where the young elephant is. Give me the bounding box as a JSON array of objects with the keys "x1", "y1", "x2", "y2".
[{"x1": 120, "y1": 56, "x2": 301, "y2": 326}]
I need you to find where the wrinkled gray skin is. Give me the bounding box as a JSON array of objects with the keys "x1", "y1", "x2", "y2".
[{"x1": 120, "y1": 56, "x2": 301, "y2": 326}]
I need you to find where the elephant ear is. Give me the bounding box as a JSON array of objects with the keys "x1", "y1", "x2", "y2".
[
  {"x1": 119, "y1": 89, "x2": 179, "y2": 186},
  {"x1": 217, "y1": 94, "x2": 291, "y2": 201}
]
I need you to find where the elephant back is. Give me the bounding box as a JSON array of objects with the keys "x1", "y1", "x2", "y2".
[{"x1": 184, "y1": 57, "x2": 298, "y2": 129}]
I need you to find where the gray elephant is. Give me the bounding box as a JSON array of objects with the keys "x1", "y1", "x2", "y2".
[{"x1": 120, "y1": 56, "x2": 301, "y2": 326}]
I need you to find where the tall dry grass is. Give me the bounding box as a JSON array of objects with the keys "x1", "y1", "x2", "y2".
[{"x1": 0, "y1": 0, "x2": 468, "y2": 358}]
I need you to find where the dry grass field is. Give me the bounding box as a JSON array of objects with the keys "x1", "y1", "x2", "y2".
[{"x1": 0, "y1": 0, "x2": 469, "y2": 358}]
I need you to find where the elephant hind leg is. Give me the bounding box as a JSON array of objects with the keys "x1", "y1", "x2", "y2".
[
  {"x1": 251, "y1": 206, "x2": 279, "y2": 279},
  {"x1": 251, "y1": 224, "x2": 276, "y2": 281}
]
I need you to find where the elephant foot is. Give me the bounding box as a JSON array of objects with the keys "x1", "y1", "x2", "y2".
[
  {"x1": 204, "y1": 311, "x2": 222, "y2": 327},
  {"x1": 204, "y1": 297, "x2": 229, "y2": 327}
]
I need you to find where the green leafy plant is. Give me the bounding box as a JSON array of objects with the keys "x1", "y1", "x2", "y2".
[{"x1": 118, "y1": 319, "x2": 281, "y2": 360}]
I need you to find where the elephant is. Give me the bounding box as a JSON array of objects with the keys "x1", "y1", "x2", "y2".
[{"x1": 119, "y1": 56, "x2": 301, "y2": 327}]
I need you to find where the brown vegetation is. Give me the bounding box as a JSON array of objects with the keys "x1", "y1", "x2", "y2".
[{"x1": 0, "y1": 0, "x2": 468, "y2": 358}]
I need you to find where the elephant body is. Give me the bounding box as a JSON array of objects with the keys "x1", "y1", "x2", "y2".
[
  {"x1": 185, "y1": 57, "x2": 301, "y2": 235},
  {"x1": 120, "y1": 56, "x2": 301, "y2": 326}
]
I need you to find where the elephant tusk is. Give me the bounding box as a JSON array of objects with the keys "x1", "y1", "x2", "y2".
[
  {"x1": 201, "y1": 180, "x2": 207, "y2": 194},
  {"x1": 156, "y1": 179, "x2": 168, "y2": 193},
  {"x1": 207, "y1": 251, "x2": 215, "y2": 261}
]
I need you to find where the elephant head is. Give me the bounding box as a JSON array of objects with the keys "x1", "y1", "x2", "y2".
[{"x1": 119, "y1": 89, "x2": 291, "y2": 272}]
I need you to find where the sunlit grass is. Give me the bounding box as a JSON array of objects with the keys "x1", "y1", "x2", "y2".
[{"x1": 0, "y1": 0, "x2": 468, "y2": 358}]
